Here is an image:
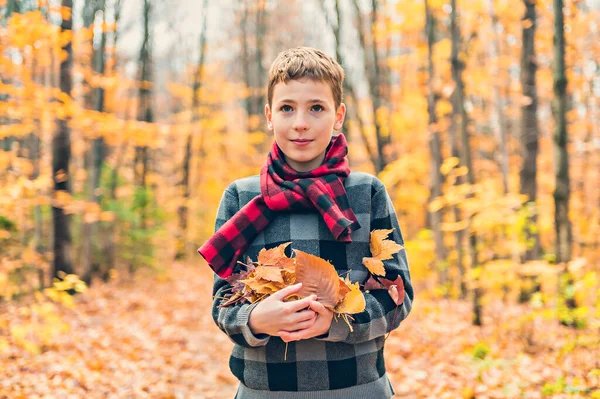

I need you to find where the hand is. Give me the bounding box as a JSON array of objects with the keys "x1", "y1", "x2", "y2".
[
  {"x1": 278, "y1": 300, "x2": 334, "y2": 342},
  {"x1": 248, "y1": 283, "x2": 318, "y2": 337}
]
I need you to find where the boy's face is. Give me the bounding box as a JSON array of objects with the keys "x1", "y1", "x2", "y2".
[{"x1": 265, "y1": 78, "x2": 346, "y2": 172}]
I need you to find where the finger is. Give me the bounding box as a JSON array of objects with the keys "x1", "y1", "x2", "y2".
[
  {"x1": 287, "y1": 317, "x2": 316, "y2": 332},
  {"x1": 278, "y1": 330, "x2": 307, "y2": 343},
  {"x1": 286, "y1": 294, "x2": 317, "y2": 312},
  {"x1": 291, "y1": 309, "x2": 316, "y2": 321},
  {"x1": 308, "y1": 300, "x2": 326, "y2": 314},
  {"x1": 289, "y1": 309, "x2": 317, "y2": 325},
  {"x1": 279, "y1": 331, "x2": 295, "y2": 343},
  {"x1": 271, "y1": 282, "x2": 303, "y2": 300}
]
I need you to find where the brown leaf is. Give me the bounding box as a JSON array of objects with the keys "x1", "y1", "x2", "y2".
[
  {"x1": 363, "y1": 275, "x2": 405, "y2": 306},
  {"x1": 363, "y1": 274, "x2": 384, "y2": 290},
  {"x1": 218, "y1": 291, "x2": 244, "y2": 308},
  {"x1": 226, "y1": 263, "x2": 256, "y2": 293},
  {"x1": 294, "y1": 250, "x2": 340, "y2": 309}
]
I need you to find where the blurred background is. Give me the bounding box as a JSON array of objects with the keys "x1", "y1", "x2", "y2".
[{"x1": 0, "y1": 0, "x2": 599, "y2": 398}]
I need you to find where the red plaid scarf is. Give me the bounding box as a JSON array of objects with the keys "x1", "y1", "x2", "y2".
[{"x1": 198, "y1": 133, "x2": 361, "y2": 278}]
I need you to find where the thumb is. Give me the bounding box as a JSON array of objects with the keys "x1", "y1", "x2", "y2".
[{"x1": 272, "y1": 282, "x2": 303, "y2": 300}]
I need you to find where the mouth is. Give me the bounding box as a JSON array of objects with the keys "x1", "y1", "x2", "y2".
[{"x1": 291, "y1": 139, "x2": 313, "y2": 147}]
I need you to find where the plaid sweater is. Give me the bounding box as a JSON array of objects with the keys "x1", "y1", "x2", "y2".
[{"x1": 211, "y1": 171, "x2": 414, "y2": 398}]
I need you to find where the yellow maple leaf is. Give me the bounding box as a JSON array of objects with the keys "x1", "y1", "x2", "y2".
[
  {"x1": 363, "y1": 257, "x2": 386, "y2": 277},
  {"x1": 362, "y1": 229, "x2": 404, "y2": 276},
  {"x1": 334, "y1": 277, "x2": 365, "y2": 315}
]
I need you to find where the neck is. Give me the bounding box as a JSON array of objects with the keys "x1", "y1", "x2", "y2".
[{"x1": 284, "y1": 153, "x2": 326, "y2": 173}]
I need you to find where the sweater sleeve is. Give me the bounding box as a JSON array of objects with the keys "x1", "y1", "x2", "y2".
[
  {"x1": 317, "y1": 180, "x2": 414, "y2": 344},
  {"x1": 210, "y1": 184, "x2": 271, "y2": 348}
]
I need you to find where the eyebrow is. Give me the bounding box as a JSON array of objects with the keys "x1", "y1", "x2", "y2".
[{"x1": 278, "y1": 99, "x2": 326, "y2": 104}]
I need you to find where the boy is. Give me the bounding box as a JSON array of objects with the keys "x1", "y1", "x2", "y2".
[{"x1": 199, "y1": 46, "x2": 413, "y2": 398}]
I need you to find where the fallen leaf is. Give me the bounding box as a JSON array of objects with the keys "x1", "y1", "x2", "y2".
[
  {"x1": 257, "y1": 242, "x2": 291, "y2": 266},
  {"x1": 362, "y1": 229, "x2": 404, "y2": 276},
  {"x1": 363, "y1": 275, "x2": 405, "y2": 306},
  {"x1": 253, "y1": 266, "x2": 284, "y2": 283},
  {"x1": 294, "y1": 250, "x2": 340, "y2": 309},
  {"x1": 334, "y1": 277, "x2": 366, "y2": 314},
  {"x1": 363, "y1": 257, "x2": 386, "y2": 277}
]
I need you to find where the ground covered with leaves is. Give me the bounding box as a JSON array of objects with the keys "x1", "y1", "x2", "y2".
[{"x1": 1, "y1": 263, "x2": 598, "y2": 399}]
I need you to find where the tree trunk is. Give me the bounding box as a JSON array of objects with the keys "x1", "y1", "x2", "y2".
[
  {"x1": 351, "y1": 0, "x2": 386, "y2": 173},
  {"x1": 487, "y1": 0, "x2": 509, "y2": 195},
  {"x1": 519, "y1": 0, "x2": 541, "y2": 262},
  {"x1": 369, "y1": 0, "x2": 389, "y2": 164},
  {"x1": 254, "y1": 1, "x2": 267, "y2": 138},
  {"x1": 450, "y1": 0, "x2": 480, "y2": 325},
  {"x1": 135, "y1": 0, "x2": 153, "y2": 233},
  {"x1": 448, "y1": 0, "x2": 465, "y2": 301},
  {"x1": 240, "y1": 0, "x2": 252, "y2": 127},
  {"x1": 53, "y1": 0, "x2": 75, "y2": 279},
  {"x1": 322, "y1": 0, "x2": 379, "y2": 170},
  {"x1": 425, "y1": 0, "x2": 448, "y2": 289},
  {"x1": 177, "y1": 0, "x2": 208, "y2": 259},
  {"x1": 82, "y1": 0, "x2": 107, "y2": 285},
  {"x1": 104, "y1": 0, "x2": 122, "y2": 279},
  {"x1": 553, "y1": 0, "x2": 572, "y2": 265}
]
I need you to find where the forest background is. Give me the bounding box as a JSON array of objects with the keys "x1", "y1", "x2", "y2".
[{"x1": 0, "y1": 0, "x2": 599, "y2": 397}]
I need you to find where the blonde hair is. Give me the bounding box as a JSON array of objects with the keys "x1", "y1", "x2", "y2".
[{"x1": 267, "y1": 47, "x2": 345, "y2": 108}]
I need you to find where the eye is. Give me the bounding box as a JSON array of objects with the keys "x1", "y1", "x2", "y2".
[
  {"x1": 311, "y1": 104, "x2": 324, "y2": 112},
  {"x1": 280, "y1": 104, "x2": 293, "y2": 112}
]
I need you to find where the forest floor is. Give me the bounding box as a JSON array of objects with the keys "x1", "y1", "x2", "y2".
[{"x1": 1, "y1": 262, "x2": 598, "y2": 399}]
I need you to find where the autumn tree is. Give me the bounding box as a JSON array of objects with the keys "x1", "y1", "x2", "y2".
[
  {"x1": 53, "y1": 0, "x2": 75, "y2": 279},
  {"x1": 134, "y1": 0, "x2": 153, "y2": 230},
  {"x1": 424, "y1": 0, "x2": 447, "y2": 288},
  {"x1": 177, "y1": 0, "x2": 208, "y2": 259},
  {"x1": 81, "y1": 0, "x2": 108, "y2": 284},
  {"x1": 449, "y1": 0, "x2": 481, "y2": 325},
  {"x1": 317, "y1": 0, "x2": 376, "y2": 171},
  {"x1": 486, "y1": 0, "x2": 509, "y2": 196},
  {"x1": 553, "y1": 0, "x2": 576, "y2": 322},
  {"x1": 519, "y1": 0, "x2": 541, "y2": 262},
  {"x1": 552, "y1": 0, "x2": 572, "y2": 265},
  {"x1": 239, "y1": 0, "x2": 268, "y2": 143},
  {"x1": 351, "y1": 0, "x2": 391, "y2": 173}
]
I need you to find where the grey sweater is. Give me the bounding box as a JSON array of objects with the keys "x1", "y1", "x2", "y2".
[{"x1": 211, "y1": 171, "x2": 414, "y2": 398}]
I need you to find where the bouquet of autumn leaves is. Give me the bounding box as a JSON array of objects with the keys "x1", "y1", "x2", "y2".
[{"x1": 218, "y1": 229, "x2": 405, "y2": 331}]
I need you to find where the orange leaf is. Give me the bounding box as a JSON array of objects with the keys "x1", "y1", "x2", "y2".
[
  {"x1": 257, "y1": 242, "x2": 291, "y2": 267},
  {"x1": 253, "y1": 266, "x2": 284, "y2": 283},
  {"x1": 337, "y1": 277, "x2": 351, "y2": 303},
  {"x1": 294, "y1": 250, "x2": 340, "y2": 309}
]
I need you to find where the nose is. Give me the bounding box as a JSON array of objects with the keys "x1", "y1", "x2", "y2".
[{"x1": 292, "y1": 111, "x2": 309, "y2": 131}]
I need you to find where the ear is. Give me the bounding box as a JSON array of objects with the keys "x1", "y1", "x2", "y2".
[
  {"x1": 333, "y1": 103, "x2": 346, "y2": 131},
  {"x1": 265, "y1": 103, "x2": 273, "y2": 131}
]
